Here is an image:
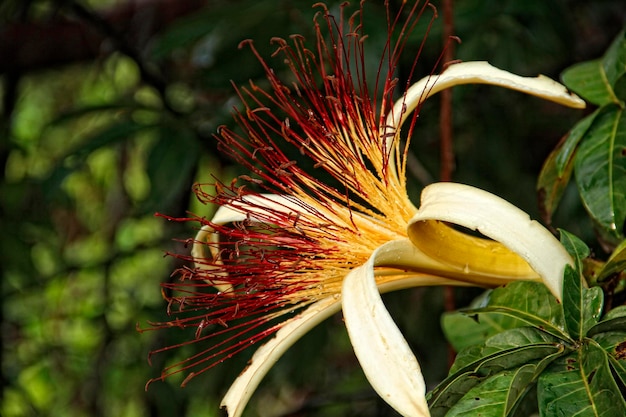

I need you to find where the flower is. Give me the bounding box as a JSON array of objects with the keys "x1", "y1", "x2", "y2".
[{"x1": 145, "y1": 2, "x2": 585, "y2": 416}]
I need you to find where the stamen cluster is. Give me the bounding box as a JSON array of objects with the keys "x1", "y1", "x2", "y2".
[{"x1": 145, "y1": 1, "x2": 431, "y2": 386}]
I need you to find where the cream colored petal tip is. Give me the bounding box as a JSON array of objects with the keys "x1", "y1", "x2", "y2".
[
  {"x1": 342, "y1": 253, "x2": 431, "y2": 417},
  {"x1": 387, "y1": 61, "x2": 585, "y2": 138},
  {"x1": 409, "y1": 182, "x2": 573, "y2": 300},
  {"x1": 434, "y1": 61, "x2": 586, "y2": 108}
]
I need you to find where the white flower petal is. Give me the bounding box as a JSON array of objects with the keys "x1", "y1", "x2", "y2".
[
  {"x1": 220, "y1": 262, "x2": 458, "y2": 417},
  {"x1": 386, "y1": 61, "x2": 585, "y2": 135},
  {"x1": 342, "y1": 247, "x2": 431, "y2": 417},
  {"x1": 409, "y1": 183, "x2": 573, "y2": 300},
  {"x1": 221, "y1": 297, "x2": 341, "y2": 417}
]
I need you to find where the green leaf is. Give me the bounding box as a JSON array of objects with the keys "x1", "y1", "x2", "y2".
[
  {"x1": 601, "y1": 30, "x2": 626, "y2": 95},
  {"x1": 442, "y1": 291, "x2": 496, "y2": 352},
  {"x1": 562, "y1": 263, "x2": 604, "y2": 340},
  {"x1": 597, "y1": 239, "x2": 626, "y2": 281},
  {"x1": 604, "y1": 305, "x2": 626, "y2": 320},
  {"x1": 561, "y1": 30, "x2": 626, "y2": 106},
  {"x1": 489, "y1": 282, "x2": 565, "y2": 330},
  {"x1": 587, "y1": 308, "x2": 626, "y2": 337},
  {"x1": 555, "y1": 110, "x2": 599, "y2": 175},
  {"x1": 537, "y1": 112, "x2": 601, "y2": 225},
  {"x1": 609, "y1": 355, "x2": 626, "y2": 391},
  {"x1": 559, "y1": 228, "x2": 591, "y2": 266},
  {"x1": 588, "y1": 316, "x2": 626, "y2": 338},
  {"x1": 444, "y1": 365, "x2": 537, "y2": 417},
  {"x1": 460, "y1": 281, "x2": 568, "y2": 341},
  {"x1": 588, "y1": 313, "x2": 626, "y2": 388},
  {"x1": 559, "y1": 230, "x2": 604, "y2": 340},
  {"x1": 464, "y1": 306, "x2": 572, "y2": 342},
  {"x1": 537, "y1": 339, "x2": 626, "y2": 417},
  {"x1": 428, "y1": 343, "x2": 566, "y2": 417},
  {"x1": 574, "y1": 104, "x2": 626, "y2": 240},
  {"x1": 537, "y1": 138, "x2": 576, "y2": 225},
  {"x1": 562, "y1": 59, "x2": 619, "y2": 106},
  {"x1": 451, "y1": 327, "x2": 566, "y2": 374},
  {"x1": 592, "y1": 331, "x2": 626, "y2": 353},
  {"x1": 442, "y1": 313, "x2": 497, "y2": 352}
]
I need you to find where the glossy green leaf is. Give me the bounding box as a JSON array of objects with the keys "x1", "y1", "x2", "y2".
[
  {"x1": 445, "y1": 365, "x2": 537, "y2": 417},
  {"x1": 574, "y1": 105, "x2": 626, "y2": 239},
  {"x1": 609, "y1": 355, "x2": 626, "y2": 390},
  {"x1": 562, "y1": 59, "x2": 619, "y2": 106},
  {"x1": 461, "y1": 282, "x2": 568, "y2": 341},
  {"x1": 595, "y1": 325, "x2": 626, "y2": 390},
  {"x1": 450, "y1": 327, "x2": 565, "y2": 374},
  {"x1": 442, "y1": 291, "x2": 495, "y2": 351},
  {"x1": 559, "y1": 228, "x2": 591, "y2": 266},
  {"x1": 428, "y1": 368, "x2": 487, "y2": 417},
  {"x1": 597, "y1": 331, "x2": 626, "y2": 393},
  {"x1": 442, "y1": 312, "x2": 497, "y2": 352},
  {"x1": 537, "y1": 112, "x2": 601, "y2": 225},
  {"x1": 597, "y1": 239, "x2": 626, "y2": 281},
  {"x1": 602, "y1": 30, "x2": 626, "y2": 95},
  {"x1": 453, "y1": 343, "x2": 560, "y2": 386},
  {"x1": 559, "y1": 231, "x2": 603, "y2": 340},
  {"x1": 587, "y1": 307, "x2": 626, "y2": 337},
  {"x1": 537, "y1": 340, "x2": 626, "y2": 417},
  {"x1": 537, "y1": 138, "x2": 576, "y2": 225},
  {"x1": 604, "y1": 305, "x2": 626, "y2": 320},
  {"x1": 488, "y1": 283, "x2": 564, "y2": 326},
  {"x1": 554, "y1": 110, "x2": 599, "y2": 175},
  {"x1": 592, "y1": 331, "x2": 626, "y2": 353},
  {"x1": 561, "y1": 30, "x2": 626, "y2": 106},
  {"x1": 463, "y1": 306, "x2": 571, "y2": 342},
  {"x1": 587, "y1": 311, "x2": 626, "y2": 337},
  {"x1": 428, "y1": 343, "x2": 565, "y2": 417},
  {"x1": 562, "y1": 263, "x2": 604, "y2": 340}
]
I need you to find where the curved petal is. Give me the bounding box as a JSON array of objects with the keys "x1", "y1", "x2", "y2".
[
  {"x1": 409, "y1": 183, "x2": 573, "y2": 300},
  {"x1": 220, "y1": 297, "x2": 341, "y2": 417},
  {"x1": 342, "y1": 246, "x2": 431, "y2": 417},
  {"x1": 382, "y1": 61, "x2": 585, "y2": 177},
  {"x1": 220, "y1": 234, "x2": 476, "y2": 417},
  {"x1": 386, "y1": 61, "x2": 585, "y2": 136},
  {"x1": 374, "y1": 237, "x2": 540, "y2": 287},
  {"x1": 220, "y1": 262, "x2": 464, "y2": 417}
]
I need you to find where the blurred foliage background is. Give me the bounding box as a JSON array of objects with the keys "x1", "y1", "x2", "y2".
[{"x1": 1, "y1": 1, "x2": 625, "y2": 416}]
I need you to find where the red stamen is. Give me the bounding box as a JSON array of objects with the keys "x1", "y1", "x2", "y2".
[{"x1": 145, "y1": 1, "x2": 435, "y2": 387}]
